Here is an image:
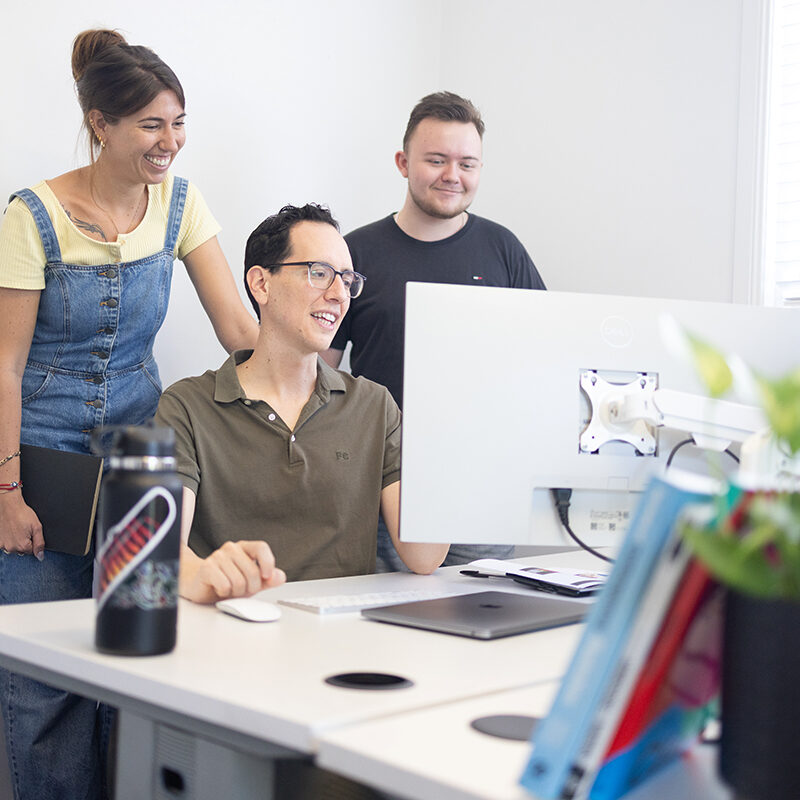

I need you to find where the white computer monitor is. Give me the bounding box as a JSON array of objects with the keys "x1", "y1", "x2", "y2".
[{"x1": 399, "y1": 284, "x2": 800, "y2": 548}]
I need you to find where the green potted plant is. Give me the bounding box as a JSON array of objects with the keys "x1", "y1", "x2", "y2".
[{"x1": 678, "y1": 333, "x2": 800, "y2": 800}]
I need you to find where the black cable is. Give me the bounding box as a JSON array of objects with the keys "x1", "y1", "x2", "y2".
[
  {"x1": 665, "y1": 438, "x2": 741, "y2": 468},
  {"x1": 551, "y1": 440, "x2": 741, "y2": 568},
  {"x1": 550, "y1": 488, "x2": 615, "y2": 564},
  {"x1": 665, "y1": 438, "x2": 694, "y2": 467},
  {"x1": 726, "y1": 448, "x2": 741, "y2": 464}
]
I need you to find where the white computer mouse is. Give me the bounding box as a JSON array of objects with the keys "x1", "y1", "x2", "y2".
[{"x1": 215, "y1": 596, "x2": 282, "y2": 622}]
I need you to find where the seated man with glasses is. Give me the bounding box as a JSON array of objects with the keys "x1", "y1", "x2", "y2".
[{"x1": 156, "y1": 203, "x2": 449, "y2": 603}]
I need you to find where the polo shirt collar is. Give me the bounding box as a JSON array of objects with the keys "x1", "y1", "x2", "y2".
[
  {"x1": 213, "y1": 350, "x2": 252, "y2": 403},
  {"x1": 212, "y1": 350, "x2": 347, "y2": 405},
  {"x1": 315, "y1": 356, "x2": 347, "y2": 401}
]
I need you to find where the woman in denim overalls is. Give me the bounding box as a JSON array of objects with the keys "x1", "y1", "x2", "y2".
[{"x1": 0, "y1": 30, "x2": 258, "y2": 800}]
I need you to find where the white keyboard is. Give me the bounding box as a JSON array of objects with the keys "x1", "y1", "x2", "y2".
[{"x1": 278, "y1": 588, "x2": 463, "y2": 615}]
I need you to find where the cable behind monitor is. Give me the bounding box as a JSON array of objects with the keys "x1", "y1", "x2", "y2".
[{"x1": 550, "y1": 488, "x2": 615, "y2": 564}]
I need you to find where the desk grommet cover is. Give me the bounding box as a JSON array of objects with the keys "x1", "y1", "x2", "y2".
[
  {"x1": 325, "y1": 672, "x2": 413, "y2": 690},
  {"x1": 470, "y1": 713, "x2": 539, "y2": 741}
]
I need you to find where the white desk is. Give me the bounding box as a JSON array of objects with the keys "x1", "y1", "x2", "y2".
[
  {"x1": 317, "y1": 683, "x2": 732, "y2": 800},
  {"x1": 0, "y1": 551, "x2": 597, "y2": 799},
  {"x1": 0, "y1": 548, "x2": 730, "y2": 799}
]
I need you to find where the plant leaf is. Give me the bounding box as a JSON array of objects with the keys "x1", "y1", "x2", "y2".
[
  {"x1": 756, "y1": 370, "x2": 800, "y2": 455},
  {"x1": 685, "y1": 333, "x2": 733, "y2": 399},
  {"x1": 682, "y1": 523, "x2": 787, "y2": 598}
]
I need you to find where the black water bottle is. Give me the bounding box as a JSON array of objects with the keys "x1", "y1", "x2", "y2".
[{"x1": 94, "y1": 425, "x2": 182, "y2": 655}]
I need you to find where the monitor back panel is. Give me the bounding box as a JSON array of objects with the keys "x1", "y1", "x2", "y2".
[{"x1": 400, "y1": 284, "x2": 800, "y2": 547}]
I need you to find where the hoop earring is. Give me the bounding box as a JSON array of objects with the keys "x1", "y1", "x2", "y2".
[{"x1": 90, "y1": 122, "x2": 105, "y2": 149}]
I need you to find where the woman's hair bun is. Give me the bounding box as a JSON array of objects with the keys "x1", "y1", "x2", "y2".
[{"x1": 71, "y1": 29, "x2": 127, "y2": 82}]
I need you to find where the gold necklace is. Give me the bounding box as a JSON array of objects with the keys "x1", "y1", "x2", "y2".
[{"x1": 88, "y1": 171, "x2": 146, "y2": 241}]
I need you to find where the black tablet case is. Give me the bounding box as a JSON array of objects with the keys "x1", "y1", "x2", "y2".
[{"x1": 19, "y1": 444, "x2": 103, "y2": 556}]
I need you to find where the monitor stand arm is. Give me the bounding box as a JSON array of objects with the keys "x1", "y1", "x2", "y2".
[{"x1": 579, "y1": 369, "x2": 800, "y2": 488}]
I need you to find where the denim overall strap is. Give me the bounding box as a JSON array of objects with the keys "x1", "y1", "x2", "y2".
[
  {"x1": 164, "y1": 176, "x2": 189, "y2": 252},
  {"x1": 9, "y1": 189, "x2": 62, "y2": 263}
]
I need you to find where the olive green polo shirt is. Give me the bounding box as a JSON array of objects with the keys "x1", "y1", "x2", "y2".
[{"x1": 155, "y1": 351, "x2": 401, "y2": 582}]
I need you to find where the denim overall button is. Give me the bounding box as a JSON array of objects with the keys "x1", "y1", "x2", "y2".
[
  {"x1": 101, "y1": 298, "x2": 118, "y2": 308},
  {"x1": 102, "y1": 327, "x2": 114, "y2": 334},
  {"x1": 86, "y1": 399, "x2": 103, "y2": 408},
  {"x1": 103, "y1": 268, "x2": 117, "y2": 279},
  {"x1": 92, "y1": 350, "x2": 109, "y2": 359},
  {"x1": 89, "y1": 376, "x2": 104, "y2": 385}
]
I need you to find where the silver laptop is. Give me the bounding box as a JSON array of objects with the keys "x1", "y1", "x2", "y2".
[{"x1": 361, "y1": 590, "x2": 588, "y2": 640}]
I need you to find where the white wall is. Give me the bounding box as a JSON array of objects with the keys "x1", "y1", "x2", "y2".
[
  {"x1": 442, "y1": 0, "x2": 747, "y2": 301},
  {"x1": 1, "y1": 0, "x2": 754, "y2": 388}
]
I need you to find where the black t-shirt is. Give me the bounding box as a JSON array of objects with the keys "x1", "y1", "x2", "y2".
[{"x1": 332, "y1": 213, "x2": 546, "y2": 407}]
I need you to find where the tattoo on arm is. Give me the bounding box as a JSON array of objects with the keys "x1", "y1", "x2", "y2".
[{"x1": 63, "y1": 208, "x2": 108, "y2": 242}]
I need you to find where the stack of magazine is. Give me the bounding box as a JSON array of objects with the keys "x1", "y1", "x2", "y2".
[{"x1": 519, "y1": 469, "x2": 724, "y2": 800}]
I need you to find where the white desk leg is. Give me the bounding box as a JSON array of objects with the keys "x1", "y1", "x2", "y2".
[{"x1": 114, "y1": 711, "x2": 276, "y2": 800}]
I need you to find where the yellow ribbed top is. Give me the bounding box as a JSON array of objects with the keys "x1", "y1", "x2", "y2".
[{"x1": 0, "y1": 173, "x2": 220, "y2": 290}]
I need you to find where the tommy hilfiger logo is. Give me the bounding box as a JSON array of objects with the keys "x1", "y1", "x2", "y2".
[{"x1": 336, "y1": 451, "x2": 350, "y2": 461}]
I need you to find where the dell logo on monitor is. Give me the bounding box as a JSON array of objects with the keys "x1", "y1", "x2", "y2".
[{"x1": 600, "y1": 316, "x2": 634, "y2": 348}]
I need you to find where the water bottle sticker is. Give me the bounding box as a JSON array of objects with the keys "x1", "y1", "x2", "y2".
[
  {"x1": 95, "y1": 486, "x2": 177, "y2": 611},
  {"x1": 106, "y1": 560, "x2": 180, "y2": 610}
]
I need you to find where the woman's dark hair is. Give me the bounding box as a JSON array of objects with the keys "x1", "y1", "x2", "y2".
[
  {"x1": 72, "y1": 29, "x2": 185, "y2": 158},
  {"x1": 244, "y1": 204, "x2": 340, "y2": 319}
]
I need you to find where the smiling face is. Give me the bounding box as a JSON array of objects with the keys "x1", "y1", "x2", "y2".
[
  {"x1": 396, "y1": 118, "x2": 483, "y2": 220},
  {"x1": 254, "y1": 221, "x2": 352, "y2": 356},
  {"x1": 91, "y1": 89, "x2": 186, "y2": 185}
]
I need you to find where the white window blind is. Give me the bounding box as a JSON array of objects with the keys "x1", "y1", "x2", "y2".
[{"x1": 767, "y1": 0, "x2": 800, "y2": 305}]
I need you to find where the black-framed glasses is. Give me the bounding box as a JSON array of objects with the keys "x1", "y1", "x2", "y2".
[{"x1": 267, "y1": 261, "x2": 366, "y2": 298}]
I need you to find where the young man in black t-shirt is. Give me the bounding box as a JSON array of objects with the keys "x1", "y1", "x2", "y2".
[{"x1": 324, "y1": 91, "x2": 546, "y2": 572}]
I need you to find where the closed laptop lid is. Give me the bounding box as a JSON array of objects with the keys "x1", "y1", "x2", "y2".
[{"x1": 361, "y1": 590, "x2": 588, "y2": 640}]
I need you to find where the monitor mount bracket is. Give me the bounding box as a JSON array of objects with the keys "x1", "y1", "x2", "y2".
[
  {"x1": 580, "y1": 370, "x2": 658, "y2": 455},
  {"x1": 579, "y1": 369, "x2": 766, "y2": 457}
]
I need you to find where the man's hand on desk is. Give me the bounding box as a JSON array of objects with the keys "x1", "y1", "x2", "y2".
[{"x1": 179, "y1": 541, "x2": 287, "y2": 604}]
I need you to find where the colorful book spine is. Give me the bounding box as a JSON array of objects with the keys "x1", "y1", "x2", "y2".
[
  {"x1": 586, "y1": 564, "x2": 720, "y2": 800},
  {"x1": 561, "y1": 538, "x2": 694, "y2": 800},
  {"x1": 518, "y1": 470, "x2": 715, "y2": 799}
]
